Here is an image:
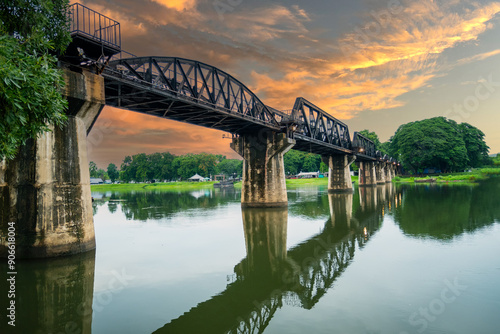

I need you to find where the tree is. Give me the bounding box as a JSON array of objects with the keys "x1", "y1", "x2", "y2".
[
  {"x1": 302, "y1": 154, "x2": 321, "y2": 172},
  {"x1": 0, "y1": 0, "x2": 72, "y2": 160},
  {"x1": 89, "y1": 161, "x2": 98, "y2": 178},
  {"x1": 216, "y1": 159, "x2": 243, "y2": 177},
  {"x1": 96, "y1": 169, "x2": 108, "y2": 181},
  {"x1": 358, "y1": 129, "x2": 389, "y2": 155},
  {"x1": 457, "y1": 123, "x2": 489, "y2": 168},
  {"x1": 493, "y1": 154, "x2": 500, "y2": 167},
  {"x1": 107, "y1": 163, "x2": 119, "y2": 182},
  {"x1": 389, "y1": 117, "x2": 469, "y2": 173}
]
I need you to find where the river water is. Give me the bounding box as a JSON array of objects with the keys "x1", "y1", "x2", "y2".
[{"x1": 2, "y1": 179, "x2": 500, "y2": 334}]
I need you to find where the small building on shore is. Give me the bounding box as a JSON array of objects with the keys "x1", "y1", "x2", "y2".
[
  {"x1": 188, "y1": 174, "x2": 205, "y2": 182},
  {"x1": 297, "y1": 171, "x2": 319, "y2": 179},
  {"x1": 90, "y1": 178, "x2": 104, "y2": 184}
]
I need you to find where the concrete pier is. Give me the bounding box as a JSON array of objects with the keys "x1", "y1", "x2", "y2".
[
  {"x1": 385, "y1": 162, "x2": 393, "y2": 183},
  {"x1": 322, "y1": 155, "x2": 355, "y2": 193},
  {"x1": 0, "y1": 69, "x2": 104, "y2": 258},
  {"x1": 231, "y1": 132, "x2": 295, "y2": 207},
  {"x1": 358, "y1": 161, "x2": 377, "y2": 186},
  {"x1": 376, "y1": 162, "x2": 386, "y2": 184}
]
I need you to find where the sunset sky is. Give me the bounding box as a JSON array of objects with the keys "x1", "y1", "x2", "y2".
[{"x1": 81, "y1": 0, "x2": 500, "y2": 168}]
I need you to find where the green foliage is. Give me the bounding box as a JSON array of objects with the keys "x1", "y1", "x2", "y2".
[
  {"x1": 89, "y1": 161, "x2": 98, "y2": 177},
  {"x1": 0, "y1": 0, "x2": 71, "y2": 160},
  {"x1": 216, "y1": 159, "x2": 243, "y2": 177},
  {"x1": 389, "y1": 117, "x2": 471, "y2": 173},
  {"x1": 96, "y1": 169, "x2": 108, "y2": 181},
  {"x1": 457, "y1": 123, "x2": 489, "y2": 167},
  {"x1": 284, "y1": 150, "x2": 323, "y2": 175},
  {"x1": 0, "y1": 0, "x2": 72, "y2": 53},
  {"x1": 492, "y1": 154, "x2": 500, "y2": 166},
  {"x1": 107, "y1": 163, "x2": 119, "y2": 182},
  {"x1": 358, "y1": 129, "x2": 387, "y2": 154},
  {"x1": 115, "y1": 152, "x2": 242, "y2": 182}
]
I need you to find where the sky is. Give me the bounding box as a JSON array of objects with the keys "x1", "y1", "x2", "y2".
[{"x1": 80, "y1": 0, "x2": 500, "y2": 168}]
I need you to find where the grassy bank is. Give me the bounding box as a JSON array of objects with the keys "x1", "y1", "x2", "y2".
[
  {"x1": 393, "y1": 168, "x2": 500, "y2": 184},
  {"x1": 91, "y1": 169, "x2": 499, "y2": 192},
  {"x1": 91, "y1": 176, "x2": 362, "y2": 192},
  {"x1": 91, "y1": 181, "x2": 218, "y2": 192}
]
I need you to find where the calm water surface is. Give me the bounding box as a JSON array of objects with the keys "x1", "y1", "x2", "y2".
[{"x1": 2, "y1": 179, "x2": 500, "y2": 334}]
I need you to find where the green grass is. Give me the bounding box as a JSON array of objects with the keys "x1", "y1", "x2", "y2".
[
  {"x1": 92, "y1": 168, "x2": 499, "y2": 192},
  {"x1": 393, "y1": 168, "x2": 500, "y2": 184},
  {"x1": 91, "y1": 181, "x2": 218, "y2": 192},
  {"x1": 91, "y1": 177, "x2": 362, "y2": 192}
]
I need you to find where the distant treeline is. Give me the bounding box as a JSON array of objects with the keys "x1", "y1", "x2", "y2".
[
  {"x1": 90, "y1": 153, "x2": 243, "y2": 182},
  {"x1": 89, "y1": 117, "x2": 496, "y2": 182},
  {"x1": 90, "y1": 150, "x2": 329, "y2": 182}
]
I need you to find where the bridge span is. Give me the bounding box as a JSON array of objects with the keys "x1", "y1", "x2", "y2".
[{"x1": 0, "y1": 3, "x2": 400, "y2": 258}]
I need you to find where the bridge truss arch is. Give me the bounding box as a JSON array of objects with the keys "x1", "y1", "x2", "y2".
[{"x1": 102, "y1": 56, "x2": 281, "y2": 134}]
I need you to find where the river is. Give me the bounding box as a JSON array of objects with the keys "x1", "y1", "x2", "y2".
[{"x1": 2, "y1": 179, "x2": 500, "y2": 334}]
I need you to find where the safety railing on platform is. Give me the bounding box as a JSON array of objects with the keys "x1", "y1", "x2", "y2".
[{"x1": 69, "y1": 3, "x2": 121, "y2": 50}]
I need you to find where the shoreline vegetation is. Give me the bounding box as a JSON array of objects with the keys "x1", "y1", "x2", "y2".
[{"x1": 90, "y1": 168, "x2": 500, "y2": 192}]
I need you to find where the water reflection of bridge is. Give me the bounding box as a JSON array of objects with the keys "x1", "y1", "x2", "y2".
[
  {"x1": 153, "y1": 184, "x2": 400, "y2": 334},
  {"x1": 9, "y1": 179, "x2": 500, "y2": 333}
]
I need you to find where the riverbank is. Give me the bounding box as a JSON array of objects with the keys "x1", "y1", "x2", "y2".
[
  {"x1": 393, "y1": 168, "x2": 500, "y2": 184},
  {"x1": 91, "y1": 176, "x2": 362, "y2": 192},
  {"x1": 90, "y1": 169, "x2": 499, "y2": 191}
]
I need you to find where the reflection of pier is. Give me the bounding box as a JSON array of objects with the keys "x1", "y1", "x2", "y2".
[
  {"x1": 154, "y1": 184, "x2": 399, "y2": 334},
  {"x1": 1, "y1": 251, "x2": 95, "y2": 333}
]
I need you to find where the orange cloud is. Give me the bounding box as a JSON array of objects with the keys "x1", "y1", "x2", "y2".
[
  {"x1": 249, "y1": 1, "x2": 500, "y2": 119},
  {"x1": 151, "y1": 0, "x2": 196, "y2": 11}
]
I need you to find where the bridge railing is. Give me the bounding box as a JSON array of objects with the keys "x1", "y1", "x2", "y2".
[{"x1": 69, "y1": 3, "x2": 121, "y2": 50}]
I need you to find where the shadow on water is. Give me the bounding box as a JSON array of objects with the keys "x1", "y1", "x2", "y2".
[
  {"x1": 393, "y1": 178, "x2": 500, "y2": 240},
  {"x1": 0, "y1": 251, "x2": 95, "y2": 334},
  {"x1": 154, "y1": 184, "x2": 398, "y2": 334}
]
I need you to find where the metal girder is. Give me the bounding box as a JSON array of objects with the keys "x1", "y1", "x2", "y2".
[
  {"x1": 100, "y1": 56, "x2": 400, "y2": 161},
  {"x1": 352, "y1": 132, "x2": 377, "y2": 160},
  {"x1": 102, "y1": 56, "x2": 280, "y2": 134},
  {"x1": 289, "y1": 97, "x2": 352, "y2": 154}
]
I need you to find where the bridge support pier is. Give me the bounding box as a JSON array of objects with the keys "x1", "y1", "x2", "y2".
[
  {"x1": 390, "y1": 164, "x2": 397, "y2": 179},
  {"x1": 0, "y1": 69, "x2": 104, "y2": 258},
  {"x1": 231, "y1": 132, "x2": 295, "y2": 207},
  {"x1": 376, "y1": 162, "x2": 386, "y2": 184},
  {"x1": 359, "y1": 161, "x2": 377, "y2": 186},
  {"x1": 322, "y1": 155, "x2": 355, "y2": 193},
  {"x1": 385, "y1": 163, "x2": 393, "y2": 183}
]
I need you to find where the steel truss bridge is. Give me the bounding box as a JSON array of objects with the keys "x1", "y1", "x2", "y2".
[
  {"x1": 67, "y1": 2, "x2": 396, "y2": 162},
  {"x1": 153, "y1": 186, "x2": 400, "y2": 334},
  {"x1": 100, "y1": 56, "x2": 392, "y2": 162}
]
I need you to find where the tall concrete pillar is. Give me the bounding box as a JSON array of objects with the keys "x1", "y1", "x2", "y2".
[
  {"x1": 231, "y1": 132, "x2": 295, "y2": 207},
  {"x1": 359, "y1": 161, "x2": 377, "y2": 186},
  {"x1": 322, "y1": 155, "x2": 355, "y2": 193},
  {"x1": 385, "y1": 162, "x2": 393, "y2": 183},
  {"x1": 390, "y1": 164, "x2": 397, "y2": 179},
  {"x1": 375, "y1": 162, "x2": 386, "y2": 184},
  {"x1": 0, "y1": 69, "x2": 104, "y2": 258}
]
